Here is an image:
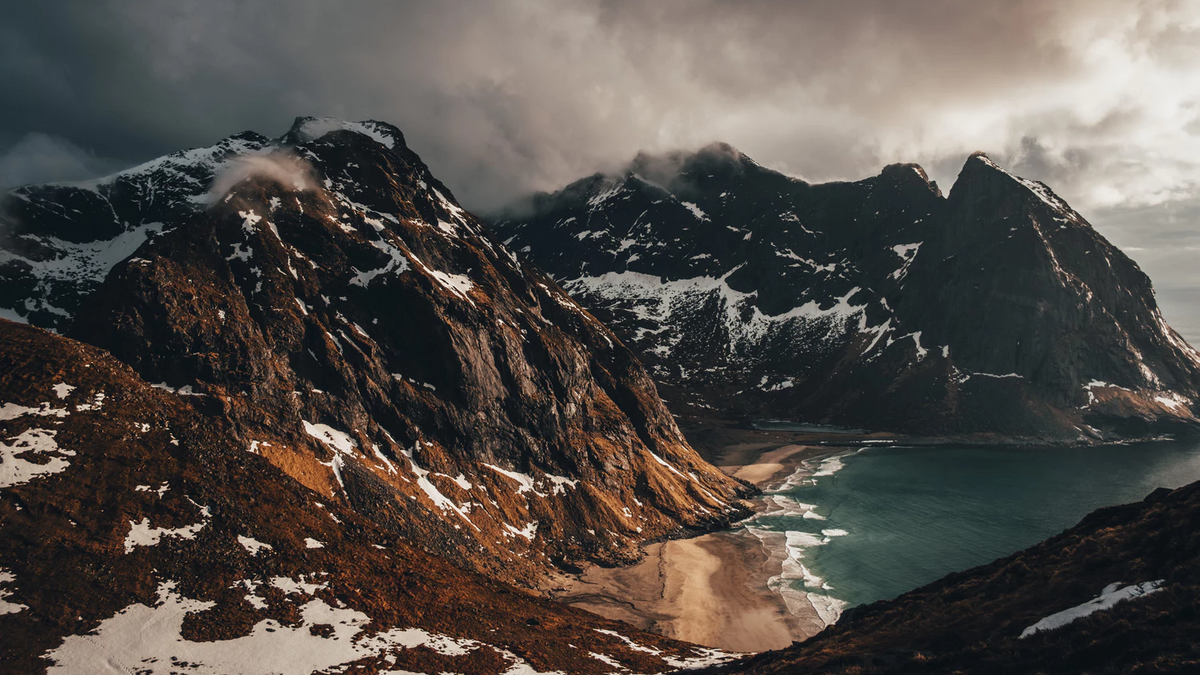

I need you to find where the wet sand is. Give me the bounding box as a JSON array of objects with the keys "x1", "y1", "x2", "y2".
[
  {"x1": 544, "y1": 436, "x2": 840, "y2": 653},
  {"x1": 728, "y1": 443, "x2": 812, "y2": 485},
  {"x1": 546, "y1": 530, "x2": 821, "y2": 653}
]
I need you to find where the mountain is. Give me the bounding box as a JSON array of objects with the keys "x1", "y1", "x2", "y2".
[
  {"x1": 0, "y1": 117, "x2": 749, "y2": 592},
  {"x1": 703, "y1": 479, "x2": 1200, "y2": 674},
  {"x1": 492, "y1": 145, "x2": 1200, "y2": 442},
  {"x1": 0, "y1": 318, "x2": 734, "y2": 674}
]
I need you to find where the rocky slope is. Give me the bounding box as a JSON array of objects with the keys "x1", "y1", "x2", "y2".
[
  {"x1": 0, "y1": 319, "x2": 735, "y2": 674},
  {"x1": 493, "y1": 147, "x2": 1200, "y2": 442},
  {"x1": 0, "y1": 118, "x2": 749, "y2": 589},
  {"x1": 704, "y1": 479, "x2": 1200, "y2": 674}
]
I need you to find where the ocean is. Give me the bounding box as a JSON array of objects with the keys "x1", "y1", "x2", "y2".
[{"x1": 741, "y1": 438, "x2": 1200, "y2": 623}]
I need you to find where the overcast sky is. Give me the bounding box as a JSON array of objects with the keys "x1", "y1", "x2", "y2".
[{"x1": 2, "y1": 0, "x2": 1199, "y2": 335}]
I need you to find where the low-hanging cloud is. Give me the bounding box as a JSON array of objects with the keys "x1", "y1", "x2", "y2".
[
  {"x1": 205, "y1": 152, "x2": 315, "y2": 204},
  {"x1": 0, "y1": 133, "x2": 117, "y2": 190},
  {"x1": 3, "y1": 1, "x2": 1198, "y2": 211}
]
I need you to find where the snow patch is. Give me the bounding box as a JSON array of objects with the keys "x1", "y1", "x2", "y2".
[
  {"x1": 648, "y1": 451, "x2": 686, "y2": 479},
  {"x1": 124, "y1": 515, "x2": 207, "y2": 554},
  {"x1": 504, "y1": 521, "x2": 539, "y2": 541},
  {"x1": 680, "y1": 201, "x2": 709, "y2": 221},
  {"x1": 484, "y1": 463, "x2": 547, "y2": 497},
  {"x1": 1155, "y1": 392, "x2": 1191, "y2": 412},
  {"x1": 302, "y1": 421, "x2": 357, "y2": 454},
  {"x1": 1, "y1": 428, "x2": 75, "y2": 489},
  {"x1": 43, "y1": 581, "x2": 553, "y2": 675},
  {"x1": 404, "y1": 444, "x2": 479, "y2": 529},
  {"x1": 0, "y1": 401, "x2": 69, "y2": 421},
  {"x1": 1020, "y1": 580, "x2": 1165, "y2": 638},
  {"x1": 890, "y1": 243, "x2": 921, "y2": 281},
  {"x1": 564, "y1": 270, "x2": 867, "y2": 361},
  {"x1": 238, "y1": 536, "x2": 273, "y2": 556},
  {"x1": 0, "y1": 569, "x2": 26, "y2": 614},
  {"x1": 295, "y1": 118, "x2": 397, "y2": 150}
]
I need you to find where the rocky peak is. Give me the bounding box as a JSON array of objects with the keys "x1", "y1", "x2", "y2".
[
  {"x1": 951, "y1": 151, "x2": 1086, "y2": 225},
  {"x1": 1, "y1": 119, "x2": 751, "y2": 588},
  {"x1": 493, "y1": 147, "x2": 1200, "y2": 442},
  {"x1": 879, "y1": 162, "x2": 941, "y2": 197},
  {"x1": 282, "y1": 116, "x2": 410, "y2": 155}
]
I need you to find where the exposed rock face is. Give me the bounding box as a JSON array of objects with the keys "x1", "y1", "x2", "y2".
[
  {"x1": 0, "y1": 118, "x2": 749, "y2": 588},
  {"x1": 493, "y1": 146, "x2": 1200, "y2": 442},
  {"x1": 0, "y1": 319, "x2": 734, "y2": 674},
  {"x1": 704, "y1": 479, "x2": 1200, "y2": 674}
]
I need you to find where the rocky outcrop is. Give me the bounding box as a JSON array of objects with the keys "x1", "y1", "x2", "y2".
[
  {"x1": 493, "y1": 146, "x2": 1200, "y2": 442},
  {"x1": 0, "y1": 319, "x2": 734, "y2": 674},
  {"x1": 704, "y1": 479, "x2": 1200, "y2": 674},
  {"x1": 0, "y1": 118, "x2": 750, "y2": 588}
]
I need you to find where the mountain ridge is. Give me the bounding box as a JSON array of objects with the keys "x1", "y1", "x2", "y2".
[
  {"x1": 0, "y1": 116, "x2": 752, "y2": 591},
  {"x1": 492, "y1": 145, "x2": 1200, "y2": 443}
]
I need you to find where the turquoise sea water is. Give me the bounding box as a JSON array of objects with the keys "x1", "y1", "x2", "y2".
[{"x1": 742, "y1": 439, "x2": 1200, "y2": 620}]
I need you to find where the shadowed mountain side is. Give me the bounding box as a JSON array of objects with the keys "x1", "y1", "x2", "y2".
[
  {"x1": 493, "y1": 147, "x2": 1200, "y2": 443},
  {"x1": 0, "y1": 319, "x2": 735, "y2": 674},
  {"x1": 0, "y1": 118, "x2": 752, "y2": 588}
]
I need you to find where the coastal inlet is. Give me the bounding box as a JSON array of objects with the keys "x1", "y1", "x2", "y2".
[{"x1": 545, "y1": 433, "x2": 1200, "y2": 653}]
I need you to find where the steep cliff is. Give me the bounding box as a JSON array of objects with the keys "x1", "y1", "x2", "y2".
[
  {"x1": 494, "y1": 147, "x2": 1200, "y2": 442},
  {"x1": 0, "y1": 319, "x2": 734, "y2": 674},
  {"x1": 0, "y1": 118, "x2": 749, "y2": 588}
]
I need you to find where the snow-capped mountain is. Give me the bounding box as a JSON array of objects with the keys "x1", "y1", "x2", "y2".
[
  {"x1": 492, "y1": 145, "x2": 1200, "y2": 442},
  {"x1": 0, "y1": 117, "x2": 749, "y2": 593}
]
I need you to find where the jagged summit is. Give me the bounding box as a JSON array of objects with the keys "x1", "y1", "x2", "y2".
[
  {"x1": 493, "y1": 146, "x2": 1200, "y2": 442},
  {"x1": 0, "y1": 118, "x2": 464, "y2": 328},
  {"x1": 880, "y1": 162, "x2": 941, "y2": 196},
  {"x1": 1, "y1": 119, "x2": 750, "y2": 590},
  {"x1": 283, "y1": 116, "x2": 409, "y2": 151}
]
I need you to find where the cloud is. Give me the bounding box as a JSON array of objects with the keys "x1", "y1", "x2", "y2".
[
  {"x1": 4, "y1": 1, "x2": 1199, "y2": 207},
  {"x1": 0, "y1": 133, "x2": 116, "y2": 189},
  {"x1": 1, "y1": 0, "x2": 1199, "y2": 291},
  {"x1": 205, "y1": 152, "x2": 315, "y2": 203}
]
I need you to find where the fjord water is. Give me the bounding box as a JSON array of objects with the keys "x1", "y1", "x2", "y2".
[{"x1": 760, "y1": 439, "x2": 1200, "y2": 612}]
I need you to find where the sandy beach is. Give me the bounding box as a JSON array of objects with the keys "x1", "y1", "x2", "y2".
[{"x1": 544, "y1": 432, "x2": 844, "y2": 653}]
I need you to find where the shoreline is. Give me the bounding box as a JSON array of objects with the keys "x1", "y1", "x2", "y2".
[
  {"x1": 543, "y1": 416, "x2": 1200, "y2": 653},
  {"x1": 543, "y1": 436, "x2": 846, "y2": 653}
]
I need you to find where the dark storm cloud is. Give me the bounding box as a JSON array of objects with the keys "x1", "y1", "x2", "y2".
[
  {"x1": 0, "y1": 133, "x2": 119, "y2": 188},
  {"x1": 2, "y1": 1, "x2": 1198, "y2": 280}
]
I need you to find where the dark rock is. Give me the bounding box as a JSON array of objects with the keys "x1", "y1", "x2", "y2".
[
  {"x1": 492, "y1": 148, "x2": 1200, "y2": 442},
  {"x1": 0, "y1": 319, "x2": 735, "y2": 674},
  {"x1": 0, "y1": 118, "x2": 751, "y2": 588}
]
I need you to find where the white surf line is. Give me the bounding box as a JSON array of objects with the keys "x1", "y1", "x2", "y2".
[{"x1": 733, "y1": 446, "x2": 869, "y2": 630}]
